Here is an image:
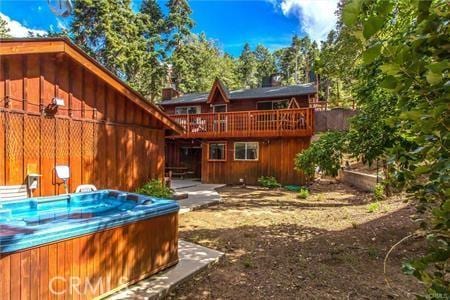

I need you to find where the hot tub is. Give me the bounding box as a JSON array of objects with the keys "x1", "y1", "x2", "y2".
[{"x1": 0, "y1": 190, "x2": 180, "y2": 299}]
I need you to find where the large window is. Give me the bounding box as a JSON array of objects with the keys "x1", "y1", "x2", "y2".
[
  {"x1": 234, "y1": 142, "x2": 259, "y2": 161},
  {"x1": 208, "y1": 142, "x2": 226, "y2": 161},
  {"x1": 175, "y1": 106, "x2": 201, "y2": 115},
  {"x1": 256, "y1": 100, "x2": 288, "y2": 110}
]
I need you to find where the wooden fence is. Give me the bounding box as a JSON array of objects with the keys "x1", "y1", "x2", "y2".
[{"x1": 0, "y1": 108, "x2": 165, "y2": 197}]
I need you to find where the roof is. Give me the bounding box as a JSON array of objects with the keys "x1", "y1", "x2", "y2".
[
  {"x1": 160, "y1": 82, "x2": 317, "y2": 105},
  {"x1": 0, "y1": 38, "x2": 183, "y2": 134}
]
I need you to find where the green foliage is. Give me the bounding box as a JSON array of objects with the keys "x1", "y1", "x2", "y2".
[
  {"x1": 166, "y1": 0, "x2": 194, "y2": 49},
  {"x1": 136, "y1": 179, "x2": 172, "y2": 198},
  {"x1": 366, "y1": 202, "x2": 381, "y2": 213},
  {"x1": 254, "y1": 45, "x2": 276, "y2": 81},
  {"x1": 373, "y1": 183, "x2": 385, "y2": 201},
  {"x1": 170, "y1": 34, "x2": 240, "y2": 93},
  {"x1": 342, "y1": 0, "x2": 450, "y2": 296},
  {"x1": 237, "y1": 43, "x2": 258, "y2": 88},
  {"x1": 69, "y1": 0, "x2": 167, "y2": 100},
  {"x1": 274, "y1": 35, "x2": 318, "y2": 85},
  {"x1": 257, "y1": 176, "x2": 281, "y2": 189},
  {"x1": 297, "y1": 188, "x2": 310, "y2": 199},
  {"x1": 294, "y1": 131, "x2": 347, "y2": 177},
  {"x1": 0, "y1": 16, "x2": 10, "y2": 38}
]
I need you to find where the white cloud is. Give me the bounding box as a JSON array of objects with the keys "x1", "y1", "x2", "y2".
[
  {"x1": 0, "y1": 13, "x2": 47, "y2": 37},
  {"x1": 279, "y1": 0, "x2": 339, "y2": 42}
]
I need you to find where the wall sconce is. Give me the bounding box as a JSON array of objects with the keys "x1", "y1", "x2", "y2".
[{"x1": 52, "y1": 97, "x2": 65, "y2": 107}]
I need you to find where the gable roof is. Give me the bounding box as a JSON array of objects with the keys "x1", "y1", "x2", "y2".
[
  {"x1": 160, "y1": 82, "x2": 317, "y2": 105},
  {"x1": 206, "y1": 78, "x2": 230, "y2": 104},
  {"x1": 0, "y1": 37, "x2": 183, "y2": 134}
]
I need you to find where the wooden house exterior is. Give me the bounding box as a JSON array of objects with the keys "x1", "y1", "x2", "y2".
[
  {"x1": 0, "y1": 38, "x2": 182, "y2": 196},
  {"x1": 160, "y1": 79, "x2": 318, "y2": 185}
]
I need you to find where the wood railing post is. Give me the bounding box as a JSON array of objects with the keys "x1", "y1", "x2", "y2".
[{"x1": 186, "y1": 114, "x2": 190, "y2": 137}]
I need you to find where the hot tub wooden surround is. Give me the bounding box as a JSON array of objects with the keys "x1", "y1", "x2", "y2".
[{"x1": 0, "y1": 212, "x2": 179, "y2": 299}]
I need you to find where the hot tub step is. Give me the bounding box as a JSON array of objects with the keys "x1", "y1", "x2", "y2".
[{"x1": 108, "y1": 240, "x2": 224, "y2": 300}]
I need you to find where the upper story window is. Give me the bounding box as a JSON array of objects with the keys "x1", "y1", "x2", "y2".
[
  {"x1": 175, "y1": 106, "x2": 201, "y2": 115},
  {"x1": 234, "y1": 142, "x2": 259, "y2": 161},
  {"x1": 257, "y1": 100, "x2": 288, "y2": 110},
  {"x1": 212, "y1": 104, "x2": 227, "y2": 113}
]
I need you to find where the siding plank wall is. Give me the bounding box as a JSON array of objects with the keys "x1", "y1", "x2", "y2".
[
  {"x1": 201, "y1": 137, "x2": 310, "y2": 185},
  {"x1": 0, "y1": 53, "x2": 165, "y2": 196}
]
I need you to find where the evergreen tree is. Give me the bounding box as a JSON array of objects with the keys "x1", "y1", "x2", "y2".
[
  {"x1": 69, "y1": 0, "x2": 167, "y2": 100},
  {"x1": 254, "y1": 44, "x2": 276, "y2": 86},
  {"x1": 166, "y1": 0, "x2": 194, "y2": 49},
  {"x1": 0, "y1": 16, "x2": 10, "y2": 38},
  {"x1": 237, "y1": 43, "x2": 258, "y2": 88},
  {"x1": 170, "y1": 34, "x2": 238, "y2": 93}
]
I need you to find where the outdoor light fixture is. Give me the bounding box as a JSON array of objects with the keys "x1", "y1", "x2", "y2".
[
  {"x1": 52, "y1": 97, "x2": 65, "y2": 107},
  {"x1": 55, "y1": 165, "x2": 70, "y2": 194}
]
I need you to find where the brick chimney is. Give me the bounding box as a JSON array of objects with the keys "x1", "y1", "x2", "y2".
[{"x1": 162, "y1": 87, "x2": 180, "y2": 101}]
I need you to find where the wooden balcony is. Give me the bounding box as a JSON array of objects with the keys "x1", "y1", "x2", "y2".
[{"x1": 168, "y1": 108, "x2": 314, "y2": 139}]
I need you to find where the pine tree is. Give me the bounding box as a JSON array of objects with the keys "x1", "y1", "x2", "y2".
[
  {"x1": 0, "y1": 16, "x2": 10, "y2": 38},
  {"x1": 166, "y1": 0, "x2": 194, "y2": 49},
  {"x1": 170, "y1": 34, "x2": 238, "y2": 93},
  {"x1": 254, "y1": 44, "x2": 276, "y2": 85},
  {"x1": 237, "y1": 43, "x2": 258, "y2": 88}
]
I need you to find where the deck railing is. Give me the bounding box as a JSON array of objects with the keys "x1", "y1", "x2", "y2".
[{"x1": 169, "y1": 108, "x2": 314, "y2": 138}]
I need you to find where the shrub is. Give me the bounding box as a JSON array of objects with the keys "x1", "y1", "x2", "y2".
[
  {"x1": 297, "y1": 188, "x2": 310, "y2": 199},
  {"x1": 257, "y1": 176, "x2": 281, "y2": 189},
  {"x1": 373, "y1": 183, "x2": 385, "y2": 201},
  {"x1": 136, "y1": 179, "x2": 172, "y2": 198},
  {"x1": 294, "y1": 131, "x2": 347, "y2": 178},
  {"x1": 366, "y1": 202, "x2": 381, "y2": 213}
]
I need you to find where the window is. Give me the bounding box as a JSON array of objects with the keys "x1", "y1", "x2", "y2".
[
  {"x1": 208, "y1": 143, "x2": 226, "y2": 161},
  {"x1": 175, "y1": 106, "x2": 201, "y2": 115},
  {"x1": 234, "y1": 142, "x2": 259, "y2": 161},
  {"x1": 257, "y1": 100, "x2": 288, "y2": 110},
  {"x1": 212, "y1": 104, "x2": 227, "y2": 113}
]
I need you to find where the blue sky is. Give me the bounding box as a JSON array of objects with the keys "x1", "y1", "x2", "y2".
[{"x1": 0, "y1": 0, "x2": 338, "y2": 56}]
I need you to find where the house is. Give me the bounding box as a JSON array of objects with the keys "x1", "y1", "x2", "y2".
[
  {"x1": 0, "y1": 38, "x2": 182, "y2": 196},
  {"x1": 160, "y1": 78, "x2": 318, "y2": 185}
]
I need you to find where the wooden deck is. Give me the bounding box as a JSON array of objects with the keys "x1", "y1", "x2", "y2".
[{"x1": 169, "y1": 108, "x2": 314, "y2": 138}]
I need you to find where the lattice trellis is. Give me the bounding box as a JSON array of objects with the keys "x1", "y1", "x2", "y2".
[
  {"x1": 6, "y1": 113, "x2": 24, "y2": 160},
  {"x1": 40, "y1": 117, "x2": 55, "y2": 159},
  {"x1": 55, "y1": 118, "x2": 70, "y2": 160},
  {"x1": 70, "y1": 121, "x2": 83, "y2": 158},
  {"x1": 24, "y1": 115, "x2": 41, "y2": 159}
]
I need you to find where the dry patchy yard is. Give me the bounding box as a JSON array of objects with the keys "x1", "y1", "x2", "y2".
[{"x1": 169, "y1": 180, "x2": 424, "y2": 299}]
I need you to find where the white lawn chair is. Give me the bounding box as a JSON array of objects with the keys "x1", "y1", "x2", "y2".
[
  {"x1": 75, "y1": 184, "x2": 97, "y2": 193},
  {"x1": 0, "y1": 185, "x2": 28, "y2": 202}
]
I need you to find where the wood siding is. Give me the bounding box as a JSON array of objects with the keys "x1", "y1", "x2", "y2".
[
  {"x1": 0, "y1": 53, "x2": 166, "y2": 195},
  {"x1": 0, "y1": 212, "x2": 178, "y2": 300},
  {"x1": 201, "y1": 138, "x2": 310, "y2": 185}
]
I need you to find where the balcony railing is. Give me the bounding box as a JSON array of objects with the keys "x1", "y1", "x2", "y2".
[{"x1": 169, "y1": 108, "x2": 314, "y2": 138}]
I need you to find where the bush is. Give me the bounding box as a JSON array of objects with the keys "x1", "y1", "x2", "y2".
[
  {"x1": 257, "y1": 176, "x2": 281, "y2": 189},
  {"x1": 373, "y1": 183, "x2": 385, "y2": 201},
  {"x1": 294, "y1": 131, "x2": 347, "y2": 178},
  {"x1": 297, "y1": 188, "x2": 310, "y2": 199},
  {"x1": 136, "y1": 179, "x2": 172, "y2": 198},
  {"x1": 366, "y1": 202, "x2": 381, "y2": 213}
]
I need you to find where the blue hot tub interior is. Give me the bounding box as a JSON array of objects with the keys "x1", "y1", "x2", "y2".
[{"x1": 0, "y1": 190, "x2": 179, "y2": 253}]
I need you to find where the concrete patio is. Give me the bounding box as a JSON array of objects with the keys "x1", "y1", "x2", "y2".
[
  {"x1": 171, "y1": 179, "x2": 226, "y2": 213},
  {"x1": 109, "y1": 240, "x2": 224, "y2": 299}
]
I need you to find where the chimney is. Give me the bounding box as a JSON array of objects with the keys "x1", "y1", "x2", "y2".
[
  {"x1": 261, "y1": 74, "x2": 282, "y2": 87},
  {"x1": 162, "y1": 87, "x2": 180, "y2": 101}
]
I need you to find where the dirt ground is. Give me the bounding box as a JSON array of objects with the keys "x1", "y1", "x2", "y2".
[{"x1": 169, "y1": 180, "x2": 425, "y2": 299}]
